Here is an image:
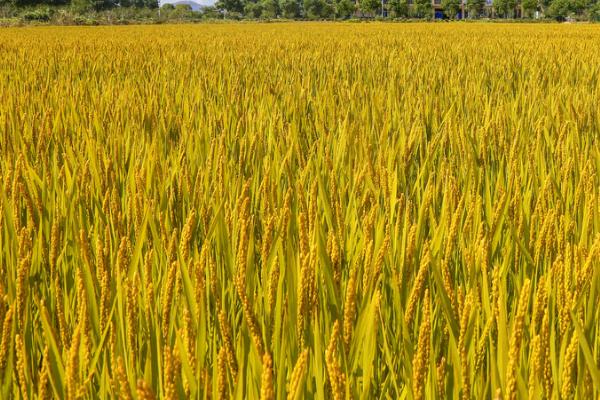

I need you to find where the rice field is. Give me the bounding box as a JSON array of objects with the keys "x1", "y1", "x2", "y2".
[{"x1": 1, "y1": 22, "x2": 600, "y2": 399}]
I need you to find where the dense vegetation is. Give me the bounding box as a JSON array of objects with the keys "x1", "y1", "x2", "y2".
[
  {"x1": 1, "y1": 0, "x2": 600, "y2": 23},
  {"x1": 1, "y1": 23, "x2": 600, "y2": 400},
  {"x1": 0, "y1": 0, "x2": 158, "y2": 10},
  {"x1": 214, "y1": 0, "x2": 600, "y2": 20}
]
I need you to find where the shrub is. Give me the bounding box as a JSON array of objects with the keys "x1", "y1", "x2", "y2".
[{"x1": 21, "y1": 7, "x2": 51, "y2": 20}]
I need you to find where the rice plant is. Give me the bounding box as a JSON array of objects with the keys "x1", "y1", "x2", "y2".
[{"x1": 0, "y1": 22, "x2": 599, "y2": 399}]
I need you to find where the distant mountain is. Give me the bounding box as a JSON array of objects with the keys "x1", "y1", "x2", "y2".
[{"x1": 165, "y1": 0, "x2": 214, "y2": 10}]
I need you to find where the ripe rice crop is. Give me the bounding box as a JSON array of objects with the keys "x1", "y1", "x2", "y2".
[{"x1": 1, "y1": 22, "x2": 600, "y2": 399}]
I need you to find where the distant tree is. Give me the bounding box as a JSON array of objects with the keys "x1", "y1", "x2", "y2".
[
  {"x1": 442, "y1": 0, "x2": 461, "y2": 17},
  {"x1": 492, "y1": 0, "x2": 502, "y2": 14},
  {"x1": 202, "y1": 5, "x2": 222, "y2": 16},
  {"x1": 388, "y1": 0, "x2": 409, "y2": 16},
  {"x1": 413, "y1": 0, "x2": 432, "y2": 17},
  {"x1": 493, "y1": 0, "x2": 515, "y2": 16},
  {"x1": 303, "y1": 0, "x2": 318, "y2": 16},
  {"x1": 521, "y1": 0, "x2": 537, "y2": 15},
  {"x1": 167, "y1": 3, "x2": 194, "y2": 16},
  {"x1": 591, "y1": 0, "x2": 600, "y2": 19},
  {"x1": 44, "y1": 0, "x2": 71, "y2": 6},
  {"x1": 71, "y1": 0, "x2": 111, "y2": 10},
  {"x1": 71, "y1": 0, "x2": 93, "y2": 11},
  {"x1": 244, "y1": 0, "x2": 263, "y2": 17},
  {"x1": 161, "y1": 2, "x2": 175, "y2": 9},
  {"x1": 304, "y1": 0, "x2": 333, "y2": 17},
  {"x1": 546, "y1": 0, "x2": 570, "y2": 17},
  {"x1": 145, "y1": 0, "x2": 159, "y2": 8},
  {"x1": 280, "y1": 0, "x2": 301, "y2": 16},
  {"x1": 216, "y1": 0, "x2": 244, "y2": 13},
  {"x1": 335, "y1": 0, "x2": 356, "y2": 17},
  {"x1": 98, "y1": 0, "x2": 117, "y2": 9},
  {"x1": 359, "y1": 0, "x2": 380, "y2": 15},
  {"x1": 12, "y1": 0, "x2": 32, "y2": 7},
  {"x1": 466, "y1": 0, "x2": 485, "y2": 16},
  {"x1": 537, "y1": 0, "x2": 550, "y2": 12},
  {"x1": 323, "y1": 0, "x2": 336, "y2": 16},
  {"x1": 571, "y1": 0, "x2": 588, "y2": 15},
  {"x1": 260, "y1": 0, "x2": 279, "y2": 16},
  {"x1": 545, "y1": 0, "x2": 587, "y2": 17}
]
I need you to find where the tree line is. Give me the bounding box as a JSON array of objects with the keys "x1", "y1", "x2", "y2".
[
  {"x1": 0, "y1": 0, "x2": 157, "y2": 11},
  {"x1": 1, "y1": 0, "x2": 599, "y2": 22},
  {"x1": 214, "y1": 0, "x2": 600, "y2": 20}
]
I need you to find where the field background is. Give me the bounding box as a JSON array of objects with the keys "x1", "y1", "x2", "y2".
[{"x1": 1, "y1": 23, "x2": 600, "y2": 399}]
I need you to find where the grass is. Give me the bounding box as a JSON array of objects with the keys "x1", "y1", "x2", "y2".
[{"x1": 0, "y1": 22, "x2": 599, "y2": 399}]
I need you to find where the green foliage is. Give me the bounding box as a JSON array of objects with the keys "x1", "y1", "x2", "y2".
[
  {"x1": 3, "y1": 0, "x2": 600, "y2": 26},
  {"x1": 413, "y1": 0, "x2": 432, "y2": 17},
  {"x1": 20, "y1": 6, "x2": 50, "y2": 18},
  {"x1": 244, "y1": 0, "x2": 262, "y2": 16},
  {"x1": 216, "y1": 0, "x2": 244, "y2": 14},
  {"x1": 521, "y1": 0, "x2": 537, "y2": 16},
  {"x1": 334, "y1": 0, "x2": 355, "y2": 17},
  {"x1": 591, "y1": 1, "x2": 600, "y2": 19},
  {"x1": 387, "y1": 0, "x2": 408, "y2": 16},
  {"x1": 202, "y1": 5, "x2": 221, "y2": 16},
  {"x1": 70, "y1": 0, "x2": 93, "y2": 12},
  {"x1": 546, "y1": 0, "x2": 571, "y2": 18},
  {"x1": 304, "y1": 0, "x2": 334, "y2": 18},
  {"x1": 260, "y1": 0, "x2": 278, "y2": 17},
  {"x1": 159, "y1": 3, "x2": 204, "y2": 18},
  {"x1": 466, "y1": 0, "x2": 484, "y2": 16},
  {"x1": 359, "y1": 0, "x2": 380, "y2": 15},
  {"x1": 280, "y1": 0, "x2": 301, "y2": 16},
  {"x1": 442, "y1": 0, "x2": 461, "y2": 18},
  {"x1": 493, "y1": 0, "x2": 516, "y2": 17},
  {"x1": 95, "y1": 0, "x2": 116, "y2": 10}
]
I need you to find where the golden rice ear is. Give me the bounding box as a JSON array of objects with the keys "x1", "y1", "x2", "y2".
[
  {"x1": 260, "y1": 352, "x2": 275, "y2": 400},
  {"x1": 325, "y1": 321, "x2": 345, "y2": 400},
  {"x1": 412, "y1": 289, "x2": 431, "y2": 400},
  {"x1": 505, "y1": 279, "x2": 531, "y2": 400}
]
